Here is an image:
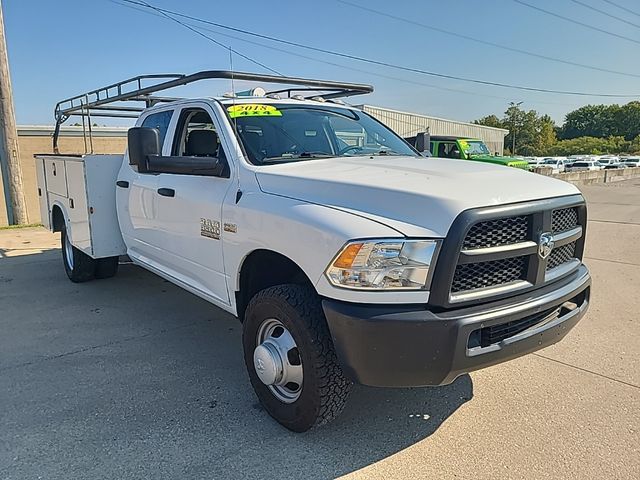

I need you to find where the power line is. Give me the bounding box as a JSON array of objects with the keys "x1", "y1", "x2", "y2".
[
  {"x1": 112, "y1": 0, "x2": 506, "y2": 101},
  {"x1": 115, "y1": 0, "x2": 640, "y2": 98},
  {"x1": 601, "y1": 0, "x2": 640, "y2": 18},
  {"x1": 193, "y1": 20, "x2": 582, "y2": 107},
  {"x1": 113, "y1": 0, "x2": 580, "y2": 108},
  {"x1": 130, "y1": 0, "x2": 282, "y2": 76},
  {"x1": 512, "y1": 0, "x2": 640, "y2": 45},
  {"x1": 338, "y1": 0, "x2": 640, "y2": 79},
  {"x1": 568, "y1": 0, "x2": 640, "y2": 29}
]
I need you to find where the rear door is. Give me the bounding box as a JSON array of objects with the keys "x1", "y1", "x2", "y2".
[
  {"x1": 116, "y1": 108, "x2": 174, "y2": 265},
  {"x1": 153, "y1": 104, "x2": 234, "y2": 305}
]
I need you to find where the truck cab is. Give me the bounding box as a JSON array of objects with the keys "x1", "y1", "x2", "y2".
[{"x1": 35, "y1": 71, "x2": 591, "y2": 432}]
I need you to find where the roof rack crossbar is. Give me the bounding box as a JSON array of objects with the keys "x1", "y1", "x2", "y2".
[{"x1": 52, "y1": 70, "x2": 373, "y2": 153}]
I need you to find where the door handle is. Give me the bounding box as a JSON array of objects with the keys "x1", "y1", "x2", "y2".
[
  {"x1": 157, "y1": 188, "x2": 175, "y2": 197},
  {"x1": 116, "y1": 180, "x2": 129, "y2": 188}
]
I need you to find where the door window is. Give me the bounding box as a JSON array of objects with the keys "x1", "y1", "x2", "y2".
[
  {"x1": 172, "y1": 109, "x2": 225, "y2": 160},
  {"x1": 438, "y1": 142, "x2": 460, "y2": 158},
  {"x1": 141, "y1": 110, "x2": 173, "y2": 148}
]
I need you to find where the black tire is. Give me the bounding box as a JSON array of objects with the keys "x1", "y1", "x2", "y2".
[
  {"x1": 61, "y1": 225, "x2": 96, "y2": 283},
  {"x1": 243, "y1": 284, "x2": 351, "y2": 432},
  {"x1": 94, "y1": 256, "x2": 119, "y2": 279}
]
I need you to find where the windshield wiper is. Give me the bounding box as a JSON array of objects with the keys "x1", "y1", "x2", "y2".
[
  {"x1": 261, "y1": 152, "x2": 335, "y2": 164},
  {"x1": 370, "y1": 148, "x2": 402, "y2": 156}
]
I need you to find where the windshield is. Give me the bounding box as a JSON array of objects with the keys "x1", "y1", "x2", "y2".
[
  {"x1": 462, "y1": 140, "x2": 490, "y2": 155},
  {"x1": 225, "y1": 103, "x2": 418, "y2": 165},
  {"x1": 543, "y1": 159, "x2": 558, "y2": 164}
]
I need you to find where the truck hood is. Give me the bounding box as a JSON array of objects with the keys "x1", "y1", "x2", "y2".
[{"x1": 255, "y1": 156, "x2": 580, "y2": 237}]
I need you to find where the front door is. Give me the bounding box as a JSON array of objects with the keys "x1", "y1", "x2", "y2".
[{"x1": 153, "y1": 105, "x2": 234, "y2": 305}]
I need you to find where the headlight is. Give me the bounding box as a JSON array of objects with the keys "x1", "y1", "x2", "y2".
[{"x1": 325, "y1": 239, "x2": 440, "y2": 290}]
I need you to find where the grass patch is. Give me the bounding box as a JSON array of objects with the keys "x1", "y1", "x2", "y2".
[{"x1": 0, "y1": 223, "x2": 43, "y2": 230}]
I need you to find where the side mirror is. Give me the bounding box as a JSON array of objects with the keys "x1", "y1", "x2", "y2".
[
  {"x1": 414, "y1": 131, "x2": 430, "y2": 153},
  {"x1": 128, "y1": 127, "x2": 160, "y2": 173}
]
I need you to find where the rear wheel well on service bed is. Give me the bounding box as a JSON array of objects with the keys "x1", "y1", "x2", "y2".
[
  {"x1": 51, "y1": 205, "x2": 65, "y2": 232},
  {"x1": 236, "y1": 250, "x2": 313, "y2": 321}
]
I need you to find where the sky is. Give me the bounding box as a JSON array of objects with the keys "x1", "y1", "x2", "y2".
[{"x1": 3, "y1": 0, "x2": 640, "y2": 127}]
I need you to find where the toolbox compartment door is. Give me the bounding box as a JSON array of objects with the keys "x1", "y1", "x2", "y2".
[
  {"x1": 34, "y1": 157, "x2": 50, "y2": 229},
  {"x1": 65, "y1": 160, "x2": 92, "y2": 255},
  {"x1": 43, "y1": 158, "x2": 67, "y2": 197}
]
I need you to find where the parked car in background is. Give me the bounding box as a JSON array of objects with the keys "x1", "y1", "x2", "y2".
[
  {"x1": 405, "y1": 135, "x2": 530, "y2": 170},
  {"x1": 603, "y1": 163, "x2": 627, "y2": 169},
  {"x1": 622, "y1": 157, "x2": 640, "y2": 167},
  {"x1": 599, "y1": 155, "x2": 619, "y2": 165},
  {"x1": 542, "y1": 158, "x2": 566, "y2": 173},
  {"x1": 597, "y1": 156, "x2": 620, "y2": 167},
  {"x1": 570, "y1": 161, "x2": 603, "y2": 171}
]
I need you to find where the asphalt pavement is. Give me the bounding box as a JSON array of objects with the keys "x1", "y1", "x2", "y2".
[{"x1": 1, "y1": 179, "x2": 638, "y2": 480}]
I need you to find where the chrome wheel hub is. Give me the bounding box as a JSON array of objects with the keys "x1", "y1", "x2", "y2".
[
  {"x1": 254, "y1": 319, "x2": 303, "y2": 403},
  {"x1": 64, "y1": 231, "x2": 74, "y2": 270}
]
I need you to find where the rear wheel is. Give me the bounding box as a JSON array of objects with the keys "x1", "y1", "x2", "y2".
[
  {"x1": 243, "y1": 284, "x2": 351, "y2": 432},
  {"x1": 61, "y1": 225, "x2": 96, "y2": 283}
]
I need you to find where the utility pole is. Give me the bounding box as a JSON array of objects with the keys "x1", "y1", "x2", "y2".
[
  {"x1": 508, "y1": 101, "x2": 523, "y2": 156},
  {"x1": 0, "y1": 0, "x2": 27, "y2": 225}
]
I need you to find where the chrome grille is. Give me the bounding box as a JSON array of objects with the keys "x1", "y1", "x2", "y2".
[
  {"x1": 451, "y1": 256, "x2": 527, "y2": 293},
  {"x1": 552, "y1": 207, "x2": 578, "y2": 233},
  {"x1": 462, "y1": 216, "x2": 529, "y2": 250},
  {"x1": 440, "y1": 198, "x2": 586, "y2": 306},
  {"x1": 547, "y1": 241, "x2": 576, "y2": 270}
]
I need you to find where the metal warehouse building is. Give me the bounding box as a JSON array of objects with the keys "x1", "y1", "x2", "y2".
[{"x1": 359, "y1": 105, "x2": 509, "y2": 155}]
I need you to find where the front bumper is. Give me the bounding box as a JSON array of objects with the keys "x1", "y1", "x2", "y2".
[{"x1": 322, "y1": 264, "x2": 590, "y2": 387}]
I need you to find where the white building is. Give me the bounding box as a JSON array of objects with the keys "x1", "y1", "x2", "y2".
[{"x1": 359, "y1": 105, "x2": 509, "y2": 155}]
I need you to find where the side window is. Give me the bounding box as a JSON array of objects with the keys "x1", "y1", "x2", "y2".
[
  {"x1": 172, "y1": 108, "x2": 224, "y2": 159},
  {"x1": 438, "y1": 142, "x2": 459, "y2": 158},
  {"x1": 141, "y1": 110, "x2": 173, "y2": 149}
]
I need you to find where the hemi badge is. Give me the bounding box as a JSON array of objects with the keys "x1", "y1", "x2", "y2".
[{"x1": 224, "y1": 223, "x2": 237, "y2": 233}]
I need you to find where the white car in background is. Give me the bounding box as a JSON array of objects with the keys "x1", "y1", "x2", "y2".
[
  {"x1": 570, "y1": 160, "x2": 603, "y2": 171},
  {"x1": 622, "y1": 157, "x2": 640, "y2": 167},
  {"x1": 598, "y1": 156, "x2": 619, "y2": 166},
  {"x1": 542, "y1": 158, "x2": 566, "y2": 173}
]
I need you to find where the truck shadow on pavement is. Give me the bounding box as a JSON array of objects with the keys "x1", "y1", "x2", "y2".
[{"x1": 1, "y1": 252, "x2": 473, "y2": 480}]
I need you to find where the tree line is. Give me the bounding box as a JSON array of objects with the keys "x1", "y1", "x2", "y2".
[{"x1": 473, "y1": 101, "x2": 640, "y2": 156}]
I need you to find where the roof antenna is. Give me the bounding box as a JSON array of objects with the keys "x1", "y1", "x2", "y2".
[
  {"x1": 229, "y1": 46, "x2": 236, "y2": 100},
  {"x1": 229, "y1": 46, "x2": 242, "y2": 201}
]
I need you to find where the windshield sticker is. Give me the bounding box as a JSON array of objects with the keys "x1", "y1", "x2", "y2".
[{"x1": 227, "y1": 104, "x2": 282, "y2": 118}]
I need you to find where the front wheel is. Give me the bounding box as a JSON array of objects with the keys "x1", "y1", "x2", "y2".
[
  {"x1": 242, "y1": 284, "x2": 351, "y2": 432},
  {"x1": 61, "y1": 225, "x2": 96, "y2": 283}
]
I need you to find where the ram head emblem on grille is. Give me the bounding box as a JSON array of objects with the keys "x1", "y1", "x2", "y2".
[{"x1": 538, "y1": 232, "x2": 555, "y2": 259}]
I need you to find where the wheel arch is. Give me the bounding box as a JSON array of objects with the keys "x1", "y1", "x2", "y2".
[
  {"x1": 50, "y1": 203, "x2": 67, "y2": 232},
  {"x1": 235, "y1": 249, "x2": 315, "y2": 321}
]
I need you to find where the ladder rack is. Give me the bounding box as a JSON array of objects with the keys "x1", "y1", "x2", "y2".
[{"x1": 52, "y1": 70, "x2": 374, "y2": 153}]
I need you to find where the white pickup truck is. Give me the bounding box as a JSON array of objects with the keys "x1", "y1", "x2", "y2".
[{"x1": 35, "y1": 71, "x2": 591, "y2": 432}]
